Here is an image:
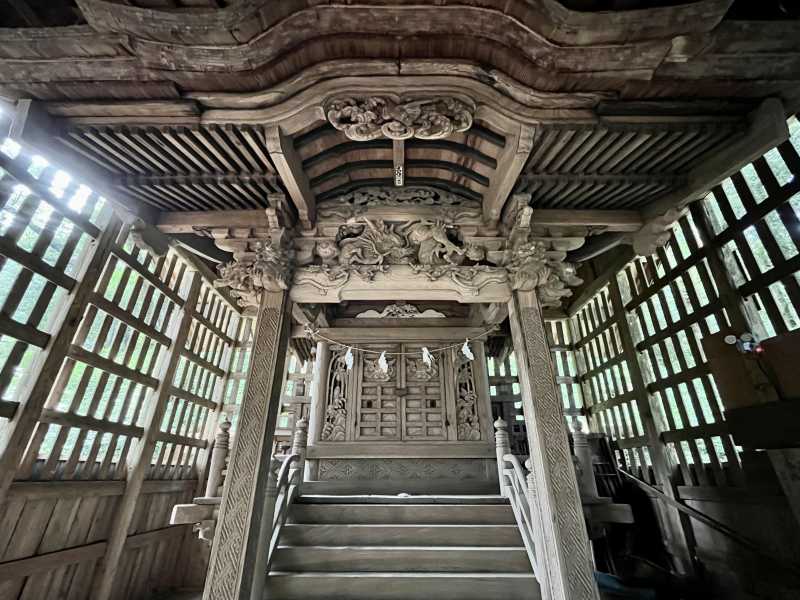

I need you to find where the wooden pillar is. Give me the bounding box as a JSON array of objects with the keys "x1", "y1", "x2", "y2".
[
  {"x1": 203, "y1": 290, "x2": 292, "y2": 600},
  {"x1": 508, "y1": 289, "x2": 599, "y2": 600},
  {"x1": 307, "y1": 340, "x2": 330, "y2": 445}
]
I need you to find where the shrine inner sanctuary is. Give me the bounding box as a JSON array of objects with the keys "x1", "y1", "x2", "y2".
[{"x1": 1, "y1": 1, "x2": 800, "y2": 599}]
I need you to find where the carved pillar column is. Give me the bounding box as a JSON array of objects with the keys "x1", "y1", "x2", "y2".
[
  {"x1": 307, "y1": 340, "x2": 330, "y2": 444},
  {"x1": 508, "y1": 289, "x2": 599, "y2": 600},
  {"x1": 202, "y1": 290, "x2": 292, "y2": 600},
  {"x1": 306, "y1": 340, "x2": 329, "y2": 481}
]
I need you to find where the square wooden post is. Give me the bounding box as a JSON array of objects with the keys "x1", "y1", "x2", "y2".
[
  {"x1": 202, "y1": 290, "x2": 292, "y2": 600},
  {"x1": 508, "y1": 289, "x2": 599, "y2": 600}
]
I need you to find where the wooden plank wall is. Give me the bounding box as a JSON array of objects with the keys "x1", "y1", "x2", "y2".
[{"x1": 0, "y1": 138, "x2": 246, "y2": 600}]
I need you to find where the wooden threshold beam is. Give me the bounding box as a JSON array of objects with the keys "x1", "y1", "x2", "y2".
[{"x1": 265, "y1": 125, "x2": 316, "y2": 230}]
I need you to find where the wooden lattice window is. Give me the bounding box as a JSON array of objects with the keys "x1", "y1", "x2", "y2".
[
  {"x1": 569, "y1": 115, "x2": 800, "y2": 489},
  {"x1": 0, "y1": 134, "x2": 245, "y2": 600},
  {"x1": 702, "y1": 115, "x2": 800, "y2": 338},
  {"x1": 569, "y1": 288, "x2": 653, "y2": 482}
]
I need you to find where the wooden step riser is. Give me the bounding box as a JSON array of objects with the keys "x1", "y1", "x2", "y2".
[
  {"x1": 302, "y1": 480, "x2": 500, "y2": 496},
  {"x1": 288, "y1": 504, "x2": 516, "y2": 525},
  {"x1": 272, "y1": 546, "x2": 532, "y2": 573},
  {"x1": 279, "y1": 524, "x2": 524, "y2": 547},
  {"x1": 264, "y1": 573, "x2": 541, "y2": 600}
]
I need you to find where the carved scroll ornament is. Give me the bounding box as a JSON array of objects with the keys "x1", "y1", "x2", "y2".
[
  {"x1": 326, "y1": 96, "x2": 474, "y2": 141},
  {"x1": 215, "y1": 242, "x2": 294, "y2": 308}
]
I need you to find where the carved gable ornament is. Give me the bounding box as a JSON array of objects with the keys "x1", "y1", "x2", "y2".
[{"x1": 325, "y1": 96, "x2": 474, "y2": 141}]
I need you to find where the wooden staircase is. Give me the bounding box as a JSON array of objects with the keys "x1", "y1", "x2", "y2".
[{"x1": 265, "y1": 494, "x2": 541, "y2": 600}]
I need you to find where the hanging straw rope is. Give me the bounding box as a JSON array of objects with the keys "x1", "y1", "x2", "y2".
[{"x1": 303, "y1": 324, "x2": 498, "y2": 356}]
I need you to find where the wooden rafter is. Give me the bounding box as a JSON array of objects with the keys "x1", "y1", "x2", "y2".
[
  {"x1": 483, "y1": 124, "x2": 535, "y2": 230},
  {"x1": 265, "y1": 125, "x2": 317, "y2": 230}
]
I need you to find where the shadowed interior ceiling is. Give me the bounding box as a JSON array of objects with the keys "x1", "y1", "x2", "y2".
[{"x1": 1, "y1": 0, "x2": 799, "y2": 250}]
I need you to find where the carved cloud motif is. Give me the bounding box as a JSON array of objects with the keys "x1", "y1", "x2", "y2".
[{"x1": 326, "y1": 96, "x2": 474, "y2": 141}]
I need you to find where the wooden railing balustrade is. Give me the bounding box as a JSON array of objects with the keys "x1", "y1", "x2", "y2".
[
  {"x1": 170, "y1": 419, "x2": 233, "y2": 542},
  {"x1": 170, "y1": 417, "x2": 308, "y2": 554},
  {"x1": 494, "y1": 418, "x2": 544, "y2": 582},
  {"x1": 268, "y1": 418, "x2": 308, "y2": 568}
]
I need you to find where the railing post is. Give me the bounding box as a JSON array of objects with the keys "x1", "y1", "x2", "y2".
[
  {"x1": 571, "y1": 419, "x2": 601, "y2": 502},
  {"x1": 495, "y1": 418, "x2": 511, "y2": 496},
  {"x1": 205, "y1": 418, "x2": 231, "y2": 498},
  {"x1": 291, "y1": 417, "x2": 309, "y2": 491},
  {"x1": 524, "y1": 457, "x2": 551, "y2": 596}
]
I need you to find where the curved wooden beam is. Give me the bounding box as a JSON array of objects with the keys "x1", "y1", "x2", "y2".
[{"x1": 76, "y1": 0, "x2": 731, "y2": 46}]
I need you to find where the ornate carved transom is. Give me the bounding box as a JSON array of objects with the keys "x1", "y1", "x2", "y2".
[
  {"x1": 325, "y1": 96, "x2": 474, "y2": 141},
  {"x1": 317, "y1": 186, "x2": 481, "y2": 221}
]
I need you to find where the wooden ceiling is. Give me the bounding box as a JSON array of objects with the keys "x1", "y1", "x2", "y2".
[
  {"x1": 1, "y1": 0, "x2": 799, "y2": 235},
  {"x1": 519, "y1": 120, "x2": 743, "y2": 210}
]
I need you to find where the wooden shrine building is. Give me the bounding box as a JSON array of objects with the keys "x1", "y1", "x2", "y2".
[{"x1": 1, "y1": 1, "x2": 800, "y2": 599}]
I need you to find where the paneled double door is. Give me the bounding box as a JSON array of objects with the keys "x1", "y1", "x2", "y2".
[{"x1": 339, "y1": 342, "x2": 483, "y2": 443}]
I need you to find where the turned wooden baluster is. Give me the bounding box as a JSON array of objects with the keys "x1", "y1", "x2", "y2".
[
  {"x1": 494, "y1": 418, "x2": 511, "y2": 497},
  {"x1": 291, "y1": 417, "x2": 309, "y2": 490},
  {"x1": 205, "y1": 418, "x2": 231, "y2": 498}
]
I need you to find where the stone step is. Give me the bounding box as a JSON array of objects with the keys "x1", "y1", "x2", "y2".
[
  {"x1": 279, "y1": 523, "x2": 524, "y2": 547},
  {"x1": 264, "y1": 572, "x2": 540, "y2": 600},
  {"x1": 288, "y1": 503, "x2": 516, "y2": 525},
  {"x1": 298, "y1": 494, "x2": 508, "y2": 505},
  {"x1": 302, "y1": 479, "x2": 499, "y2": 495},
  {"x1": 271, "y1": 546, "x2": 532, "y2": 573}
]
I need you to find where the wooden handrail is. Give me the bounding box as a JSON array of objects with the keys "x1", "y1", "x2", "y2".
[
  {"x1": 267, "y1": 453, "x2": 301, "y2": 569},
  {"x1": 619, "y1": 469, "x2": 800, "y2": 577}
]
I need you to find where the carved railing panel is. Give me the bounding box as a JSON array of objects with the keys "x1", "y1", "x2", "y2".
[{"x1": 455, "y1": 350, "x2": 482, "y2": 441}]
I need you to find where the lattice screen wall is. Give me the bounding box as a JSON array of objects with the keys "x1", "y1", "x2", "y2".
[
  {"x1": 562, "y1": 115, "x2": 800, "y2": 489},
  {"x1": 0, "y1": 139, "x2": 249, "y2": 599}
]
